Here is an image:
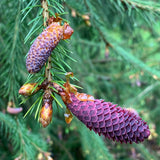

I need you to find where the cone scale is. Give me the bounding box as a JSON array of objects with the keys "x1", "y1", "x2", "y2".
[
  {"x1": 66, "y1": 93, "x2": 150, "y2": 144},
  {"x1": 26, "y1": 22, "x2": 73, "y2": 74}
]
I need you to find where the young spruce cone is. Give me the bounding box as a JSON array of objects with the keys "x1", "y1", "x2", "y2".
[
  {"x1": 67, "y1": 93, "x2": 150, "y2": 143},
  {"x1": 26, "y1": 22, "x2": 73, "y2": 73}
]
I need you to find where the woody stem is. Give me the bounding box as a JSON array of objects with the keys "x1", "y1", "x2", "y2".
[{"x1": 41, "y1": 0, "x2": 52, "y2": 82}]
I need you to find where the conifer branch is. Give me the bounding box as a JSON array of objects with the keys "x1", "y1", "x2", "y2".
[
  {"x1": 0, "y1": 112, "x2": 47, "y2": 159},
  {"x1": 1, "y1": 0, "x2": 160, "y2": 159},
  {"x1": 121, "y1": 0, "x2": 160, "y2": 13},
  {"x1": 41, "y1": 0, "x2": 52, "y2": 82}
]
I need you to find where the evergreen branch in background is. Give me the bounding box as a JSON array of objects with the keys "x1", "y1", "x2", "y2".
[
  {"x1": 114, "y1": 44, "x2": 160, "y2": 78},
  {"x1": 0, "y1": 112, "x2": 48, "y2": 159},
  {"x1": 133, "y1": 143, "x2": 159, "y2": 160},
  {"x1": 127, "y1": 81, "x2": 160, "y2": 106},
  {"x1": 84, "y1": 0, "x2": 160, "y2": 79},
  {"x1": 78, "y1": 122, "x2": 114, "y2": 160},
  {"x1": 1, "y1": 0, "x2": 160, "y2": 159},
  {"x1": 121, "y1": 0, "x2": 160, "y2": 13},
  {"x1": 0, "y1": 0, "x2": 26, "y2": 105}
]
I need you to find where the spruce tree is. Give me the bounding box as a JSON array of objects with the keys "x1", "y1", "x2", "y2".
[{"x1": 0, "y1": 0, "x2": 160, "y2": 159}]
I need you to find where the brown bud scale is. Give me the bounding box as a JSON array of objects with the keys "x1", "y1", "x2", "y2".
[
  {"x1": 39, "y1": 102, "x2": 53, "y2": 128},
  {"x1": 39, "y1": 89, "x2": 53, "y2": 128},
  {"x1": 19, "y1": 83, "x2": 40, "y2": 96}
]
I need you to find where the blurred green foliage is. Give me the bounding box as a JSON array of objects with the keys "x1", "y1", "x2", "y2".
[{"x1": 0, "y1": 0, "x2": 160, "y2": 159}]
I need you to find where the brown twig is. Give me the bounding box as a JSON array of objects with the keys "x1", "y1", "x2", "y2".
[
  {"x1": 41, "y1": 0, "x2": 52, "y2": 82},
  {"x1": 42, "y1": 0, "x2": 49, "y2": 27}
]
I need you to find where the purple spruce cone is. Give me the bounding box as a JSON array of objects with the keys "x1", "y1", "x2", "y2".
[
  {"x1": 26, "y1": 23, "x2": 73, "y2": 74},
  {"x1": 26, "y1": 23, "x2": 64, "y2": 74},
  {"x1": 67, "y1": 93, "x2": 150, "y2": 144}
]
